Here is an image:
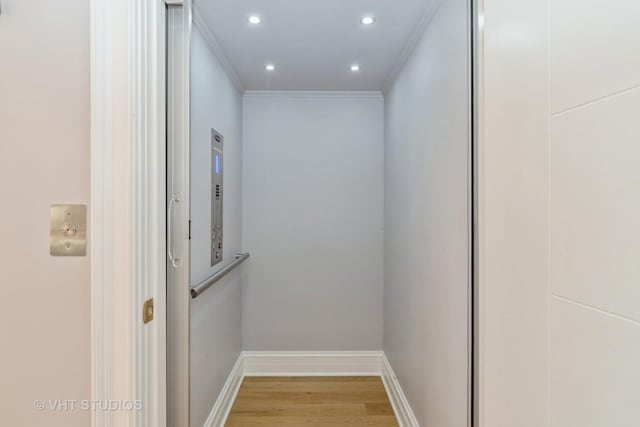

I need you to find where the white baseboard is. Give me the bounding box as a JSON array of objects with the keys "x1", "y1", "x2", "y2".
[
  {"x1": 242, "y1": 351, "x2": 383, "y2": 376},
  {"x1": 202, "y1": 355, "x2": 244, "y2": 427},
  {"x1": 203, "y1": 351, "x2": 418, "y2": 427},
  {"x1": 381, "y1": 354, "x2": 420, "y2": 427}
]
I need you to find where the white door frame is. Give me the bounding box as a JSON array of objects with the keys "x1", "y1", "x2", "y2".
[
  {"x1": 90, "y1": 0, "x2": 177, "y2": 425},
  {"x1": 90, "y1": 1, "x2": 483, "y2": 426}
]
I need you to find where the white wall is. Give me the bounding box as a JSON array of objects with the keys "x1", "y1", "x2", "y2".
[
  {"x1": 242, "y1": 92, "x2": 384, "y2": 351},
  {"x1": 189, "y1": 24, "x2": 243, "y2": 427},
  {"x1": 476, "y1": 0, "x2": 552, "y2": 424},
  {"x1": 476, "y1": 0, "x2": 550, "y2": 425},
  {"x1": 549, "y1": 0, "x2": 640, "y2": 425},
  {"x1": 383, "y1": 0, "x2": 470, "y2": 425},
  {"x1": 0, "y1": 1, "x2": 90, "y2": 426},
  {"x1": 479, "y1": 0, "x2": 640, "y2": 426}
]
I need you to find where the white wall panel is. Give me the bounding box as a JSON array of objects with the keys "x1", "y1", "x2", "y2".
[
  {"x1": 548, "y1": 0, "x2": 640, "y2": 425},
  {"x1": 478, "y1": 0, "x2": 550, "y2": 425},
  {"x1": 551, "y1": 0, "x2": 640, "y2": 112},
  {"x1": 551, "y1": 88, "x2": 640, "y2": 322},
  {"x1": 552, "y1": 297, "x2": 640, "y2": 427}
]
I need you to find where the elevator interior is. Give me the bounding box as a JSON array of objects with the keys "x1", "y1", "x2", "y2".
[{"x1": 168, "y1": 1, "x2": 472, "y2": 425}]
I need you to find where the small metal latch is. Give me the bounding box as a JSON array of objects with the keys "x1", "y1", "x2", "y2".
[{"x1": 143, "y1": 298, "x2": 154, "y2": 324}]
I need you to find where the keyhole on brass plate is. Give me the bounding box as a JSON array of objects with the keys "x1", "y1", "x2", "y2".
[{"x1": 61, "y1": 223, "x2": 77, "y2": 238}]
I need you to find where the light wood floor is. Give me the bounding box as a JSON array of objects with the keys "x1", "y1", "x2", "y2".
[{"x1": 225, "y1": 376, "x2": 399, "y2": 426}]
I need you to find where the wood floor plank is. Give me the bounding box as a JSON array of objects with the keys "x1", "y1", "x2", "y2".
[
  {"x1": 226, "y1": 376, "x2": 399, "y2": 426},
  {"x1": 364, "y1": 402, "x2": 395, "y2": 416},
  {"x1": 229, "y1": 402, "x2": 368, "y2": 417}
]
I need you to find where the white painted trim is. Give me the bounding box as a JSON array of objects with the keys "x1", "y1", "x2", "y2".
[
  {"x1": 242, "y1": 351, "x2": 384, "y2": 376},
  {"x1": 380, "y1": 355, "x2": 420, "y2": 427},
  {"x1": 473, "y1": 1, "x2": 483, "y2": 425},
  {"x1": 202, "y1": 355, "x2": 245, "y2": 427},
  {"x1": 192, "y1": 5, "x2": 245, "y2": 92},
  {"x1": 90, "y1": 1, "x2": 116, "y2": 425},
  {"x1": 381, "y1": 0, "x2": 444, "y2": 93},
  {"x1": 90, "y1": 1, "x2": 136, "y2": 426},
  {"x1": 131, "y1": 1, "x2": 168, "y2": 426},
  {"x1": 91, "y1": 0, "x2": 166, "y2": 426},
  {"x1": 243, "y1": 90, "x2": 383, "y2": 99}
]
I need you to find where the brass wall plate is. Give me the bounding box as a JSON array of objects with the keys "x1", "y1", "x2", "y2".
[{"x1": 50, "y1": 204, "x2": 87, "y2": 256}]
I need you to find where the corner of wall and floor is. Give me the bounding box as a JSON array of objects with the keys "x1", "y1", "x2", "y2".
[{"x1": 201, "y1": 352, "x2": 420, "y2": 427}]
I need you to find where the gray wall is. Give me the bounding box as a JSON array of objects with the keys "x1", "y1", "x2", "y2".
[
  {"x1": 189, "y1": 26, "x2": 243, "y2": 427},
  {"x1": 383, "y1": 0, "x2": 470, "y2": 425},
  {"x1": 242, "y1": 93, "x2": 384, "y2": 351},
  {"x1": 0, "y1": 1, "x2": 90, "y2": 425}
]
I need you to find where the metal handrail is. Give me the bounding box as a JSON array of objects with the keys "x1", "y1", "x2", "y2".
[{"x1": 190, "y1": 252, "x2": 250, "y2": 299}]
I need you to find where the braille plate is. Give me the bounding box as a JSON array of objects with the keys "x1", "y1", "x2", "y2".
[{"x1": 50, "y1": 204, "x2": 87, "y2": 256}]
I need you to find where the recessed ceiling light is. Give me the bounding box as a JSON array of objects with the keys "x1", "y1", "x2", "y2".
[
  {"x1": 248, "y1": 15, "x2": 262, "y2": 24},
  {"x1": 350, "y1": 64, "x2": 361, "y2": 72},
  {"x1": 361, "y1": 16, "x2": 376, "y2": 25},
  {"x1": 265, "y1": 64, "x2": 276, "y2": 71}
]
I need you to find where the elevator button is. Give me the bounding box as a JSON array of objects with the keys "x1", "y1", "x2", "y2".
[
  {"x1": 50, "y1": 204, "x2": 87, "y2": 256},
  {"x1": 61, "y1": 223, "x2": 77, "y2": 238}
]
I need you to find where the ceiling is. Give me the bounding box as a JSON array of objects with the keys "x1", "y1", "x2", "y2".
[{"x1": 194, "y1": 0, "x2": 435, "y2": 91}]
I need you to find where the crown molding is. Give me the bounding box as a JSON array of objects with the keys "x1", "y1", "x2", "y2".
[
  {"x1": 192, "y1": 5, "x2": 246, "y2": 93},
  {"x1": 382, "y1": 0, "x2": 444, "y2": 94}
]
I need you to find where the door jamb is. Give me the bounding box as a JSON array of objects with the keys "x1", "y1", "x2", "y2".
[
  {"x1": 473, "y1": 0, "x2": 485, "y2": 426},
  {"x1": 166, "y1": 2, "x2": 192, "y2": 426},
  {"x1": 90, "y1": 0, "x2": 169, "y2": 425}
]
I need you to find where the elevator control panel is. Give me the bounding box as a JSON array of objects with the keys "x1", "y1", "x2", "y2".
[{"x1": 211, "y1": 129, "x2": 224, "y2": 266}]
